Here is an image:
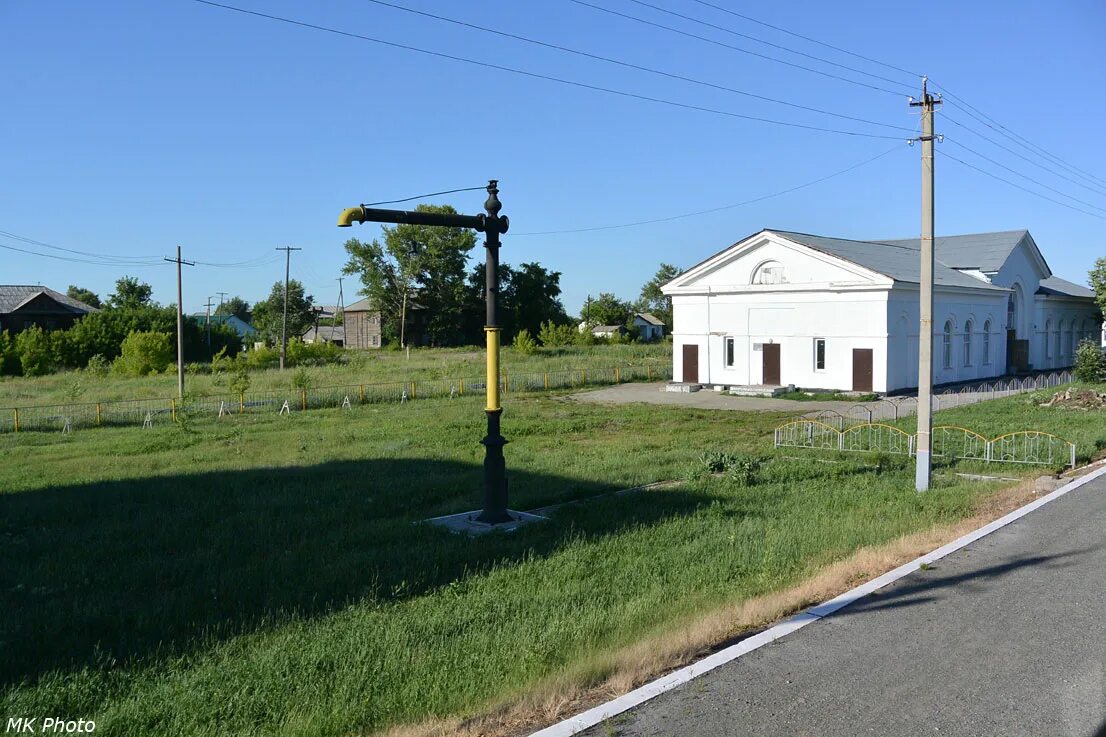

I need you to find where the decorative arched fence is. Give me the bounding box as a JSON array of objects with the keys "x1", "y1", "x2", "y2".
[
  {"x1": 800, "y1": 370, "x2": 1075, "y2": 425},
  {"x1": 774, "y1": 420, "x2": 1076, "y2": 469}
]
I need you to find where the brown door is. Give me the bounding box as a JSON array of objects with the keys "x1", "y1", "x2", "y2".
[
  {"x1": 682, "y1": 344, "x2": 699, "y2": 383},
  {"x1": 852, "y1": 348, "x2": 873, "y2": 392},
  {"x1": 762, "y1": 343, "x2": 781, "y2": 385}
]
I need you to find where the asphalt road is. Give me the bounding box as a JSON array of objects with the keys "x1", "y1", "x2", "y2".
[{"x1": 581, "y1": 473, "x2": 1106, "y2": 737}]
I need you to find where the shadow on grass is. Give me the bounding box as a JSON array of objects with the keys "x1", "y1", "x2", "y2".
[
  {"x1": 840, "y1": 546, "x2": 1097, "y2": 616},
  {"x1": 0, "y1": 458, "x2": 706, "y2": 688}
]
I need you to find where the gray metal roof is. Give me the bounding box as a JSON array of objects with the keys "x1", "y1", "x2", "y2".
[
  {"x1": 874, "y1": 230, "x2": 1034, "y2": 272},
  {"x1": 0, "y1": 285, "x2": 99, "y2": 314},
  {"x1": 768, "y1": 231, "x2": 1009, "y2": 292},
  {"x1": 634, "y1": 312, "x2": 664, "y2": 326},
  {"x1": 1037, "y1": 276, "x2": 1095, "y2": 299}
]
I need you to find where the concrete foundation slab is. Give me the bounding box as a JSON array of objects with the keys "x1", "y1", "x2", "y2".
[{"x1": 424, "y1": 509, "x2": 547, "y2": 535}]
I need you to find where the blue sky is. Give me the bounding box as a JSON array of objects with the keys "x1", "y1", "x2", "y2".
[{"x1": 3, "y1": 0, "x2": 1105, "y2": 317}]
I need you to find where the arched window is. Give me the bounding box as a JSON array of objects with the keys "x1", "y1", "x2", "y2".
[
  {"x1": 751, "y1": 260, "x2": 787, "y2": 285},
  {"x1": 1072, "y1": 321, "x2": 1080, "y2": 357},
  {"x1": 943, "y1": 320, "x2": 953, "y2": 369},
  {"x1": 1056, "y1": 320, "x2": 1063, "y2": 359},
  {"x1": 1044, "y1": 319, "x2": 1052, "y2": 359},
  {"x1": 983, "y1": 320, "x2": 991, "y2": 365},
  {"x1": 1007, "y1": 292, "x2": 1016, "y2": 331},
  {"x1": 963, "y1": 319, "x2": 973, "y2": 366}
]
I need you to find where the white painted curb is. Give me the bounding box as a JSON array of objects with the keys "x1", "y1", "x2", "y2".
[{"x1": 529, "y1": 463, "x2": 1106, "y2": 737}]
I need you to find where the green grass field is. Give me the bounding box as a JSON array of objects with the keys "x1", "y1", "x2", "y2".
[
  {"x1": 2, "y1": 384, "x2": 1104, "y2": 736},
  {"x1": 0, "y1": 344, "x2": 668, "y2": 407}
]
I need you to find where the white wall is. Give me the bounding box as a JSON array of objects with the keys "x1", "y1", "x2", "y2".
[
  {"x1": 672, "y1": 289, "x2": 890, "y2": 391},
  {"x1": 1030, "y1": 296, "x2": 1102, "y2": 370},
  {"x1": 886, "y1": 286, "x2": 1008, "y2": 391}
]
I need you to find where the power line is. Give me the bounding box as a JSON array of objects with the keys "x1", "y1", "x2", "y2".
[
  {"x1": 0, "y1": 229, "x2": 163, "y2": 265},
  {"x1": 0, "y1": 239, "x2": 166, "y2": 267},
  {"x1": 945, "y1": 138, "x2": 1106, "y2": 215},
  {"x1": 941, "y1": 149, "x2": 1106, "y2": 221},
  {"x1": 566, "y1": 0, "x2": 911, "y2": 97},
  {"x1": 624, "y1": 0, "x2": 914, "y2": 91},
  {"x1": 189, "y1": 0, "x2": 902, "y2": 140},
  {"x1": 687, "y1": 0, "x2": 921, "y2": 79},
  {"x1": 363, "y1": 184, "x2": 489, "y2": 206},
  {"x1": 364, "y1": 0, "x2": 914, "y2": 133},
  {"x1": 931, "y1": 83, "x2": 1106, "y2": 190},
  {"x1": 514, "y1": 144, "x2": 905, "y2": 235},
  {"x1": 942, "y1": 113, "x2": 1106, "y2": 198}
]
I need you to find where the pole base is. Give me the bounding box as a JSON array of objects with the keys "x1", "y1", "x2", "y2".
[
  {"x1": 423, "y1": 509, "x2": 546, "y2": 536},
  {"x1": 915, "y1": 450, "x2": 932, "y2": 492}
]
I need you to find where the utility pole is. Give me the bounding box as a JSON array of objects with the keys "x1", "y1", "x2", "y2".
[
  {"x1": 204, "y1": 296, "x2": 215, "y2": 356},
  {"x1": 216, "y1": 291, "x2": 229, "y2": 308},
  {"x1": 911, "y1": 77, "x2": 941, "y2": 492},
  {"x1": 586, "y1": 294, "x2": 592, "y2": 326},
  {"x1": 163, "y1": 246, "x2": 195, "y2": 398},
  {"x1": 275, "y1": 246, "x2": 302, "y2": 370},
  {"x1": 335, "y1": 277, "x2": 345, "y2": 325}
]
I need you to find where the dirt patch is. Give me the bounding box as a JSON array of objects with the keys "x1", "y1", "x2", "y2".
[
  {"x1": 381, "y1": 479, "x2": 1048, "y2": 737},
  {"x1": 1039, "y1": 387, "x2": 1106, "y2": 410}
]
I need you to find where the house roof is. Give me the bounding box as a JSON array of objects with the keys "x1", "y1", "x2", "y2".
[
  {"x1": 1036, "y1": 276, "x2": 1095, "y2": 299},
  {"x1": 592, "y1": 325, "x2": 624, "y2": 333},
  {"x1": 767, "y1": 230, "x2": 1010, "y2": 292},
  {"x1": 0, "y1": 285, "x2": 99, "y2": 314},
  {"x1": 874, "y1": 230, "x2": 1038, "y2": 273},
  {"x1": 190, "y1": 313, "x2": 258, "y2": 336},
  {"x1": 345, "y1": 298, "x2": 374, "y2": 312},
  {"x1": 302, "y1": 325, "x2": 345, "y2": 341},
  {"x1": 634, "y1": 312, "x2": 664, "y2": 326}
]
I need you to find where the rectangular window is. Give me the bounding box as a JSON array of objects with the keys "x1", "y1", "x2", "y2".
[
  {"x1": 814, "y1": 338, "x2": 826, "y2": 370},
  {"x1": 724, "y1": 337, "x2": 735, "y2": 367}
]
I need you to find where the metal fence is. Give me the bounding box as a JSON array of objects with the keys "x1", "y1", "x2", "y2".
[
  {"x1": 0, "y1": 363, "x2": 672, "y2": 434},
  {"x1": 801, "y1": 370, "x2": 1074, "y2": 426},
  {"x1": 774, "y1": 420, "x2": 1076, "y2": 469}
]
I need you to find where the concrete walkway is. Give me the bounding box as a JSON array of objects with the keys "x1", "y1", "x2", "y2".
[{"x1": 580, "y1": 472, "x2": 1106, "y2": 737}]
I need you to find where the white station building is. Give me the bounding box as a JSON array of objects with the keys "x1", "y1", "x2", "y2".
[{"x1": 662, "y1": 229, "x2": 1101, "y2": 394}]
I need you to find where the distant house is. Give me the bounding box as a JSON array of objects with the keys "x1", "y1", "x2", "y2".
[
  {"x1": 0, "y1": 285, "x2": 98, "y2": 335},
  {"x1": 191, "y1": 313, "x2": 258, "y2": 342},
  {"x1": 577, "y1": 321, "x2": 627, "y2": 339},
  {"x1": 302, "y1": 325, "x2": 345, "y2": 346},
  {"x1": 343, "y1": 298, "x2": 383, "y2": 349},
  {"x1": 633, "y1": 313, "x2": 665, "y2": 342}
]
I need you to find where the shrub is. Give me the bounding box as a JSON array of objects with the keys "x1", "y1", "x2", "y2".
[
  {"x1": 112, "y1": 331, "x2": 173, "y2": 377},
  {"x1": 1074, "y1": 339, "x2": 1105, "y2": 383},
  {"x1": 537, "y1": 320, "x2": 578, "y2": 347},
  {"x1": 229, "y1": 364, "x2": 251, "y2": 395},
  {"x1": 291, "y1": 367, "x2": 312, "y2": 391},
  {"x1": 512, "y1": 329, "x2": 538, "y2": 355},
  {"x1": 0, "y1": 331, "x2": 22, "y2": 376},
  {"x1": 15, "y1": 326, "x2": 53, "y2": 377},
  {"x1": 287, "y1": 338, "x2": 342, "y2": 367},
  {"x1": 726, "y1": 454, "x2": 764, "y2": 487},
  {"x1": 246, "y1": 345, "x2": 280, "y2": 369},
  {"x1": 84, "y1": 354, "x2": 110, "y2": 377}
]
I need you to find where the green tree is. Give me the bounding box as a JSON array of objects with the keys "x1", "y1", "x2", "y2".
[
  {"x1": 636, "y1": 263, "x2": 682, "y2": 329},
  {"x1": 251, "y1": 280, "x2": 315, "y2": 346},
  {"x1": 106, "y1": 276, "x2": 155, "y2": 310},
  {"x1": 214, "y1": 296, "x2": 251, "y2": 323},
  {"x1": 1090, "y1": 258, "x2": 1106, "y2": 320},
  {"x1": 66, "y1": 285, "x2": 102, "y2": 309},
  {"x1": 537, "y1": 320, "x2": 577, "y2": 347},
  {"x1": 343, "y1": 204, "x2": 475, "y2": 347},
  {"x1": 15, "y1": 325, "x2": 53, "y2": 376},
  {"x1": 511, "y1": 328, "x2": 538, "y2": 355},
  {"x1": 582, "y1": 292, "x2": 632, "y2": 327},
  {"x1": 510, "y1": 262, "x2": 569, "y2": 338}
]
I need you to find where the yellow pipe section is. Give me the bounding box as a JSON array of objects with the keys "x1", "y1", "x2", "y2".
[
  {"x1": 485, "y1": 327, "x2": 501, "y2": 411},
  {"x1": 337, "y1": 206, "x2": 366, "y2": 228}
]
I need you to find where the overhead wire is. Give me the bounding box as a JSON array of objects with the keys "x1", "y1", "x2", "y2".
[
  {"x1": 940, "y1": 149, "x2": 1106, "y2": 221},
  {"x1": 363, "y1": 0, "x2": 914, "y2": 133},
  {"x1": 932, "y1": 83, "x2": 1106, "y2": 190},
  {"x1": 189, "y1": 0, "x2": 903, "y2": 140},
  {"x1": 687, "y1": 0, "x2": 922, "y2": 79},
  {"x1": 566, "y1": 0, "x2": 911, "y2": 97},
  {"x1": 0, "y1": 229, "x2": 164, "y2": 265},
  {"x1": 513, "y1": 143, "x2": 906, "y2": 235},
  {"x1": 623, "y1": 0, "x2": 914, "y2": 91},
  {"x1": 944, "y1": 138, "x2": 1106, "y2": 215}
]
